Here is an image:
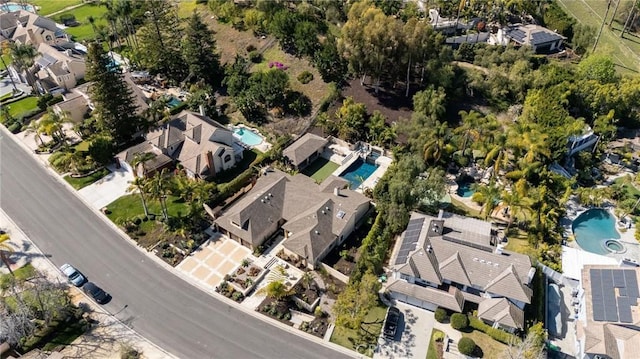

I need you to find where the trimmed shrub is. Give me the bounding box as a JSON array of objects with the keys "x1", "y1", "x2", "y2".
[
  {"x1": 434, "y1": 307, "x2": 448, "y2": 323},
  {"x1": 458, "y1": 337, "x2": 476, "y2": 356},
  {"x1": 468, "y1": 316, "x2": 518, "y2": 344},
  {"x1": 297, "y1": 71, "x2": 314, "y2": 84},
  {"x1": 450, "y1": 313, "x2": 469, "y2": 330},
  {"x1": 246, "y1": 44, "x2": 257, "y2": 52},
  {"x1": 249, "y1": 50, "x2": 262, "y2": 63}
]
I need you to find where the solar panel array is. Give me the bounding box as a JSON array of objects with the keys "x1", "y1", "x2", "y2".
[
  {"x1": 531, "y1": 32, "x2": 563, "y2": 46},
  {"x1": 590, "y1": 268, "x2": 640, "y2": 323},
  {"x1": 394, "y1": 217, "x2": 425, "y2": 265}
]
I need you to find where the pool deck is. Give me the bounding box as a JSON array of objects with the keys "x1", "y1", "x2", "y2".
[{"x1": 232, "y1": 124, "x2": 272, "y2": 153}]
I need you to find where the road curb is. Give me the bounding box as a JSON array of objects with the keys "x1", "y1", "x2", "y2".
[{"x1": 1, "y1": 125, "x2": 364, "y2": 358}]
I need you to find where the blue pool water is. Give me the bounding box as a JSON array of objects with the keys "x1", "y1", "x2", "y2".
[
  {"x1": 340, "y1": 158, "x2": 378, "y2": 190},
  {"x1": 234, "y1": 127, "x2": 263, "y2": 146},
  {"x1": 572, "y1": 209, "x2": 622, "y2": 255},
  {"x1": 456, "y1": 178, "x2": 475, "y2": 198},
  {"x1": 1, "y1": 3, "x2": 36, "y2": 12},
  {"x1": 166, "y1": 96, "x2": 182, "y2": 108}
]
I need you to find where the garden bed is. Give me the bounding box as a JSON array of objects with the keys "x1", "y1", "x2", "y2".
[
  {"x1": 300, "y1": 317, "x2": 329, "y2": 338},
  {"x1": 292, "y1": 280, "x2": 321, "y2": 312},
  {"x1": 215, "y1": 280, "x2": 245, "y2": 303},
  {"x1": 226, "y1": 261, "x2": 266, "y2": 295},
  {"x1": 256, "y1": 296, "x2": 294, "y2": 326},
  {"x1": 322, "y1": 218, "x2": 374, "y2": 276}
]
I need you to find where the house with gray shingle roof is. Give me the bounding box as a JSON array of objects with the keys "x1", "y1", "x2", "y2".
[
  {"x1": 387, "y1": 211, "x2": 535, "y2": 333},
  {"x1": 506, "y1": 24, "x2": 565, "y2": 54},
  {"x1": 282, "y1": 133, "x2": 328, "y2": 170},
  {"x1": 0, "y1": 10, "x2": 71, "y2": 47},
  {"x1": 116, "y1": 110, "x2": 242, "y2": 179},
  {"x1": 215, "y1": 169, "x2": 370, "y2": 269}
]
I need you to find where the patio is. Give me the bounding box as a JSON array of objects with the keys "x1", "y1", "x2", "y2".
[{"x1": 176, "y1": 233, "x2": 252, "y2": 291}]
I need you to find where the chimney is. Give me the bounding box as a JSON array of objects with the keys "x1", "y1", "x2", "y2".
[
  {"x1": 437, "y1": 209, "x2": 444, "y2": 220},
  {"x1": 199, "y1": 104, "x2": 205, "y2": 117},
  {"x1": 65, "y1": 49, "x2": 73, "y2": 57},
  {"x1": 333, "y1": 187, "x2": 341, "y2": 196},
  {"x1": 206, "y1": 150, "x2": 215, "y2": 177}
]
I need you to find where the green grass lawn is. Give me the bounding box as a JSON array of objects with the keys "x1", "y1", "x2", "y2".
[
  {"x1": 557, "y1": 0, "x2": 640, "y2": 74},
  {"x1": 32, "y1": 0, "x2": 83, "y2": 16},
  {"x1": 330, "y1": 303, "x2": 387, "y2": 356},
  {"x1": 426, "y1": 329, "x2": 444, "y2": 359},
  {"x1": 177, "y1": 0, "x2": 198, "y2": 18},
  {"x1": 504, "y1": 228, "x2": 536, "y2": 258},
  {"x1": 106, "y1": 194, "x2": 190, "y2": 223},
  {"x1": 41, "y1": 320, "x2": 86, "y2": 351},
  {"x1": 302, "y1": 157, "x2": 340, "y2": 184},
  {"x1": 0, "y1": 53, "x2": 11, "y2": 70},
  {"x1": 0, "y1": 264, "x2": 37, "y2": 290},
  {"x1": 462, "y1": 330, "x2": 508, "y2": 359},
  {"x1": 450, "y1": 197, "x2": 483, "y2": 218},
  {"x1": 6, "y1": 96, "x2": 39, "y2": 118},
  {"x1": 63, "y1": 168, "x2": 110, "y2": 190},
  {"x1": 55, "y1": 3, "x2": 108, "y2": 42}
]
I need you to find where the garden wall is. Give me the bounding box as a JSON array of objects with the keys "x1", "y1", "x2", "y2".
[{"x1": 317, "y1": 262, "x2": 349, "y2": 284}]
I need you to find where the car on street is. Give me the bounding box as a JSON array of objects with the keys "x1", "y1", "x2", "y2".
[
  {"x1": 383, "y1": 306, "x2": 401, "y2": 340},
  {"x1": 83, "y1": 282, "x2": 111, "y2": 304},
  {"x1": 60, "y1": 263, "x2": 86, "y2": 286}
]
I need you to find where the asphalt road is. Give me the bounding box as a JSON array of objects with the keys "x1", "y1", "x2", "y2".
[{"x1": 0, "y1": 133, "x2": 351, "y2": 359}]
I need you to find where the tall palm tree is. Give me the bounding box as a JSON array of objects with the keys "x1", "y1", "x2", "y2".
[
  {"x1": 127, "y1": 177, "x2": 150, "y2": 217},
  {"x1": 38, "y1": 109, "x2": 70, "y2": 144},
  {"x1": 88, "y1": 15, "x2": 97, "y2": 38},
  {"x1": 609, "y1": 0, "x2": 622, "y2": 28},
  {"x1": 499, "y1": 189, "x2": 530, "y2": 232},
  {"x1": 423, "y1": 121, "x2": 450, "y2": 165},
  {"x1": 594, "y1": 0, "x2": 613, "y2": 52},
  {"x1": 0, "y1": 43, "x2": 18, "y2": 93},
  {"x1": 257, "y1": 279, "x2": 293, "y2": 303},
  {"x1": 148, "y1": 169, "x2": 170, "y2": 221},
  {"x1": 130, "y1": 151, "x2": 156, "y2": 178},
  {"x1": 474, "y1": 181, "x2": 502, "y2": 219},
  {"x1": 9, "y1": 43, "x2": 39, "y2": 94},
  {"x1": 0, "y1": 232, "x2": 15, "y2": 276},
  {"x1": 24, "y1": 119, "x2": 44, "y2": 146},
  {"x1": 620, "y1": 0, "x2": 640, "y2": 37},
  {"x1": 103, "y1": 0, "x2": 122, "y2": 49}
]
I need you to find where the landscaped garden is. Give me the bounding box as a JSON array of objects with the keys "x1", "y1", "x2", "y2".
[
  {"x1": 5, "y1": 96, "x2": 39, "y2": 119},
  {"x1": 329, "y1": 302, "x2": 387, "y2": 356},
  {"x1": 32, "y1": 0, "x2": 82, "y2": 16},
  {"x1": 322, "y1": 214, "x2": 376, "y2": 276},
  {"x1": 426, "y1": 329, "x2": 445, "y2": 359},
  {"x1": 53, "y1": 3, "x2": 108, "y2": 41},
  {"x1": 226, "y1": 259, "x2": 265, "y2": 294},
  {"x1": 63, "y1": 167, "x2": 110, "y2": 190},
  {"x1": 301, "y1": 157, "x2": 339, "y2": 184}
]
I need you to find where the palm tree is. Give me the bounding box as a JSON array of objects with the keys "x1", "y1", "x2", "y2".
[
  {"x1": 148, "y1": 169, "x2": 170, "y2": 221},
  {"x1": 423, "y1": 121, "x2": 449, "y2": 165},
  {"x1": 130, "y1": 151, "x2": 156, "y2": 178},
  {"x1": 594, "y1": 0, "x2": 613, "y2": 52},
  {"x1": 9, "y1": 43, "x2": 39, "y2": 94},
  {"x1": 0, "y1": 43, "x2": 18, "y2": 93},
  {"x1": 38, "y1": 110, "x2": 70, "y2": 144},
  {"x1": 127, "y1": 177, "x2": 150, "y2": 217},
  {"x1": 499, "y1": 189, "x2": 530, "y2": 232},
  {"x1": 620, "y1": 0, "x2": 640, "y2": 37},
  {"x1": 0, "y1": 232, "x2": 15, "y2": 276},
  {"x1": 24, "y1": 119, "x2": 44, "y2": 146},
  {"x1": 455, "y1": 110, "x2": 484, "y2": 158},
  {"x1": 88, "y1": 15, "x2": 97, "y2": 38},
  {"x1": 103, "y1": 0, "x2": 122, "y2": 49},
  {"x1": 257, "y1": 279, "x2": 293, "y2": 303},
  {"x1": 474, "y1": 181, "x2": 502, "y2": 219},
  {"x1": 609, "y1": 0, "x2": 622, "y2": 28}
]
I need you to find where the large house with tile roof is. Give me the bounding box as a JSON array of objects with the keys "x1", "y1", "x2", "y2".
[
  {"x1": 215, "y1": 169, "x2": 371, "y2": 269},
  {"x1": 34, "y1": 43, "x2": 86, "y2": 92},
  {"x1": 576, "y1": 265, "x2": 640, "y2": 359},
  {"x1": 282, "y1": 133, "x2": 328, "y2": 170},
  {"x1": 116, "y1": 110, "x2": 242, "y2": 179},
  {"x1": 0, "y1": 9, "x2": 71, "y2": 47},
  {"x1": 386, "y1": 211, "x2": 535, "y2": 333}
]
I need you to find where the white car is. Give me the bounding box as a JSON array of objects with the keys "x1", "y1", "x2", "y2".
[{"x1": 60, "y1": 263, "x2": 86, "y2": 287}]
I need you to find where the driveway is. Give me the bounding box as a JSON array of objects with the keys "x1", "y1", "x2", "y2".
[
  {"x1": 177, "y1": 233, "x2": 252, "y2": 291},
  {"x1": 78, "y1": 164, "x2": 134, "y2": 209},
  {"x1": 374, "y1": 302, "x2": 434, "y2": 359},
  {"x1": 0, "y1": 75, "x2": 31, "y2": 98}
]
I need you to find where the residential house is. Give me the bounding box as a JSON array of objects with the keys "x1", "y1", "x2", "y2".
[
  {"x1": 0, "y1": 10, "x2": 71, "y2": 47},
  {"x1": 282, "y1": 133, "x2": 328, "y2": 170},
  {"x1": 504, "y1": 24, "x2": 565, "y2": 54},
  {"x1": 215, "y1": 169, "x2": 370, "y2": 269},
  {"x1": 116, "y1": 110, "x2": 242, "y2": 179},
  {"x1": 386, "y1": 211, "x2": 535, "y2": 333},
  {"x1": 576, "y1": 265, "x2": 640, "y2": 359},
  {"x1": 35, "y1": 43, "x2": 86, "y2": 92}
]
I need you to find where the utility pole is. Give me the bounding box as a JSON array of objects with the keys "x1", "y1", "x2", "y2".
[{"x1": 594, "y1": 0, "x2": 613, "y2": 53}]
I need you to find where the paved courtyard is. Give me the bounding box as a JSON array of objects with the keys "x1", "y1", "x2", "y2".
[
  {"x1": 177, "y1": 233, "x2": 252, "y2": 291},
  {"x1": 374, "y1": 302, "x2": 434, "y2": 359},
  {"x1": 78, "y1": 164, "x2": 134, "y2": 210}
]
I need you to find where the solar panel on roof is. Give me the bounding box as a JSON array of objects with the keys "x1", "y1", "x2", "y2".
[
  {"x1": 613, "y1": 270, "x2": 626, "y2": 287},
  {"x1": 395, "y1": 255, "x2": 407, "y2": 265},
  {"x1": 618, "y1": 297, "x2": 633, "y2": 323},
  {"x1": 625, "y1": 270, "x2": 639, "y2": 298}
]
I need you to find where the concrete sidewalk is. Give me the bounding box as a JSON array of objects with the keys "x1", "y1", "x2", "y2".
[{"x1": 0, "y1": 209, "x2": 174, "y2": 359}]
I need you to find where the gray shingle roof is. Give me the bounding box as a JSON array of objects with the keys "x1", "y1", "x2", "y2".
[
  {"x1": 393, "y1": 212, "x2": 533, "y2": 304},
  {"x1": 508, "y1": 24, "x2": 565, "y2": 46},
  {"x1": 283, "y1": 133, "x2": 328, "y2": 167},
  {"x1": 477, "y1": 298, "x2": 525, "y2": 329},
  {"x1": 387, "y1": 279, "x2": 464, "y2": 312}
]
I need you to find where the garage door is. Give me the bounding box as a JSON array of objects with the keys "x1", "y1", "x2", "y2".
[{"x1": 390, "y1": 291, "x2": 437, "y2": 311}]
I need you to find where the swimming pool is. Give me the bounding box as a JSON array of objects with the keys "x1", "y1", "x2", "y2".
[
  {"x1": 234, "y1": 127, "x2": 263, "y2": 146},
  {"x1": 1, "y1": 3, "x2": 36, "y2": 12},
  {"x1": 572, "y1": 208, "x2": 622, "y2": 255},
  {"x1": 339, "y1": 158, "x2": 378, "y2": 190},
  {"x1": 166, "y1": 96, "x2": 182, "y2": 108},
  {"x1": 456, "y1": 177, "x2": 475, "y2": 198}
]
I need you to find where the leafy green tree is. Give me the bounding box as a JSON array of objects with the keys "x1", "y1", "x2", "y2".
[
  {"x1": 413, "y1": 86, "x2": 447, "y2": 124},
  {"x1": 333, "y1": 271, "x2": 380, "y2": 329},
  {"x1": 223, "y1": 55, "x2": 251, "y2": 97},
  {"x1": 313, "y1": 34, "x2": 348, "y2": 83},
  {"x1": 572, "y1": 24, "x2": 596, "y2": 55},
  {"x1": 86, "y1": 42, "x2": 145, "y2": 145},
  {"x1": 450, "y1": 313, "x2": 469, "y2": 330},
  {"x1": 187, "y1": 82, "x2": 217, "y2": 117},
  {"x1": 182, "y1": 11, "x2": 222, "y2": 87},
  {"x1": 87, "y1": 134, "x2": 115, "y2": 166},
  {"x1": 336, "y1": 97, "x2": 367, "y2": 142},
  {"x1": 293, "y1": 21, "x2": 319, "y2": 57},
  {"x1": 269, "y1": 9, "x2": 299, "y2": 51},
  {"x1": 249, "y1": 69, "x2": 290, "y2": 109},
  {"x1": 578, "y1": 55, "x2": 618, "y2": 84},
  {"x1": 367, "y1": 111, "x2": 396, "y2": 146},
  {"x1": 458, "y1": 337, "x2": 476, "y2": 356}
]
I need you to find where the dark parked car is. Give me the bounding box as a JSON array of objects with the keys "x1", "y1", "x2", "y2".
[
  {"x1": 83, "y1": 282, "x2": 111, "y2": 304},
  {"x1": 383, "y1": 307, "x2": 401, "y2": 339}
]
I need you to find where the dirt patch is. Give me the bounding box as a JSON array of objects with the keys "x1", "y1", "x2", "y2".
[
  {"x1": 341, "y1": 78, "x2": 414, "y2": 124},
  {"x1": 300, "y1": 317, "x2": 329, "y2": 338},
  {"x1": 257, "y1": 297, "x2": 295, "y2": 326},
  {"x1": 200, "y1": 14, "x2": 270, "y2": 65}
]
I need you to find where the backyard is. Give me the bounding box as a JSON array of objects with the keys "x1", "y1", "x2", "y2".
[
  {"x1": 557, "y1": 0, "x2": 640, "y2": 74},
  {"x1": 54, "y1": 3, "x2": 108, "y2": 41},
  {"x1": 301, "y1": 157, "x2": 339, "y2": 184},
  {"x1": 330, "y1": 302, "x2": 387, "y2": 356},
  {"x1": 32, "y1": 0, "x2": 82, "y2": 16}
]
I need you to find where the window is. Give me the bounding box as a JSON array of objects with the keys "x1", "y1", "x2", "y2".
[
  {"x1": 45, "y1": 35, "x2": 52, "y2": 41},
  {"x1": 224, "y1": 154, "x2": 231, "y2": 163}
]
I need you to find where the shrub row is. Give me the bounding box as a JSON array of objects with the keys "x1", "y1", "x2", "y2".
[
  {"x1": 468, "y1": 315, "x2": 519, "y2": 345},
  {"x1": 351, "y1": 211, "x2": 387, "y2": 283},
  {"x1": 169, "y1": 102, "x2": 189, "y2": 115}
]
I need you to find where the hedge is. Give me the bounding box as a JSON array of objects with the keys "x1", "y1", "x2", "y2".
[
  {"x1": 450, "y1": 313, "x2": 469, "y2": 330},
  {"x1": 469, "y1": 315, "x2": 519, "y2": 345},
  {"x1": 434, "y1": 307, "x2": 448, "y2": 323},
  {"x1": 458, "y1": 337, "x2": 476, "y2": 356},
  {"x1": 351, "y1": 211, "x2": 386, "y2": 283}
]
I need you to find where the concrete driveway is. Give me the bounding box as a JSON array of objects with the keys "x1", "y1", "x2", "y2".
[
  {"x1": 374, "y1": 302, "x2": 434, "y2": 359},
  {"x1": 78, "y1": 164, "x2": 134, "y2": 209},
  {"x1": 0, "y1": 75, "x2": 31, "y2": 98}
]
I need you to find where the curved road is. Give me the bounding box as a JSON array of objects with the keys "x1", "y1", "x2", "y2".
[{"x1": 0, "y1": 133, "x2": 350, "y2": 359}]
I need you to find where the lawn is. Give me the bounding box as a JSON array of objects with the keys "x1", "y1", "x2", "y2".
[
  {"x1": 177, "y1": 0, "x2": 199, "y2": 18},
  {"x1": 302, "y1": 157, "x2": 340, "y2": 184},
  {"x1": 504, "y1": 229, "x2": 536, "y2": 258},
  {"x1": 462, "y1": 330, "x2": 508, "y2": 359},
  {"x1": 106, "y1": 194, "x2": 190, "y2": 228},
  {"x1": 557, "y1": 0, "x2": 640, "y2": 74},
  {"x1": 426, "y1": 329, "x2": 444, "y2": 359},
  {"x1": 614, "y1": 176, "x2": 640, "y2": 198},
  {"x1": 63, "y1": 168, "x2": 110, "y2": 190},
  {"x1": 450, "y1": 197, "x2": 483, "y2": 218},
  {"x1": 330, "y1": 303, "x2": 387, "y2": 356},
  {"x1": 6, "y1": 96, "x2": 39, "y2": 118},
  {"x1": 0, "y1": 53, "x2": 11, "y2": 70},
  {"x1": 32, "y1": 0, "x2": 82, "y2": 16},
  {"x1": 0, "y1": 264, "x2": 36, "y2": 290},
  {"x1": 55, "y1": 3, "x2": 108, "y2": 42}
]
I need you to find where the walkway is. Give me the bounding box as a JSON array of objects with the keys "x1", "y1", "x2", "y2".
[
  {"x1": 78, "y1": 164, "x2": 134, "y2": 210},
  {"x1": 42, "y1": 2, "x2": 86, "y2": 17}
]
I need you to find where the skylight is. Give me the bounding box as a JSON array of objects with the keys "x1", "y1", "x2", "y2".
[{"x1": 336, "y1": 210, "x2": 346, "y2": 219}]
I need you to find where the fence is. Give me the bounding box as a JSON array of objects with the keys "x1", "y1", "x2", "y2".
[{"x1": 317, "y1": 262, "x2": 349, "y2": 284}]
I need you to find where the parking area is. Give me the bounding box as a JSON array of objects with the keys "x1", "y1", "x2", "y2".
[
  {"x1": 78, "y1": 164, "x2": 134, "y2": 210},
  {"x1": 177, "y1": 233, "x2": 252, "y2": 291},
  {"x1": 374, "y1": 302, "x2": 434, "y2": 359}
]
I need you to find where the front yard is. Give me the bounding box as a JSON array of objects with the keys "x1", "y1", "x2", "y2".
[
  {"x1": 461, "y1": 330, "x2": 508, "y2": 359},
  {"x1": 330, "y1": 302, "x2": 387, "y2": 356},
  {"x1": 63, "y1": 168, "x2": 110, "y2": 190},
  {"x1": 32, "y1": 0, "x2": 82, "y2": 16},
  {"x1": 5, "y1": 96, "x2": 39, "y2": 119}
]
